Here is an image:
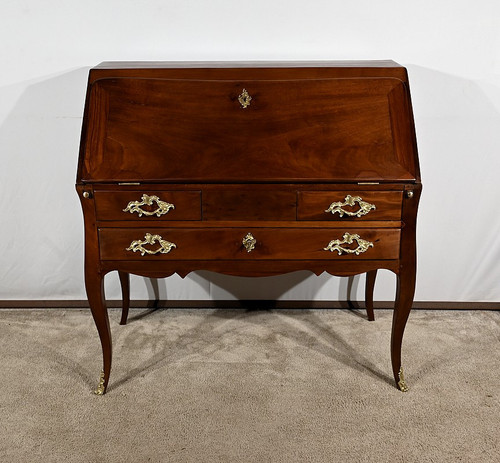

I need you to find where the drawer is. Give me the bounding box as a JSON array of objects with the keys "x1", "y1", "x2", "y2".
[
  {"x1": 99, "y1": 228, "x2": 400, "y2": 261},
  {"x1": 297, "y1": 191, "x2": 402, "y2": 221},
  {"x1": 94, "y1": 191, "x2": 201, "y2": 221},
  {"x1": 203, "y1": 190, "x2": 296, "y2": 221}
]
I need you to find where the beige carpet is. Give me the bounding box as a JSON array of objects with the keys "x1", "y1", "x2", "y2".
[{"x1": 0, "y1": 308, "x2": 499, "y2": 462}]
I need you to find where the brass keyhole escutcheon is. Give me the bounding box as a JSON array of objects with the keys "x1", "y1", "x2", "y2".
[
  {"x1": 238, "y1": 89, "x2": 252, "y2": 109},
  {"x1": 242, "y1": 233, "x2": 257, "y2": 252}
]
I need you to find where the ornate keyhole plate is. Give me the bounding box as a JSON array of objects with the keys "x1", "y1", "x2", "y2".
[
  {"x1": 242, "y1": 232, "x2": 257, "y2": 252},
  {"x1": 238, "y1": 88, "x2": 252, "y2": 109}
]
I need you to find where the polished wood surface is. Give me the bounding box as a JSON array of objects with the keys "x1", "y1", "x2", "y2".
[
  {"x1": 365, "y1": 270, "x2": 378, "y2": 322},
  {"x1": 76, "y1": 61, "x2": 421, "y2": 394},
  {"x1": 81, "y1": 77, "x2": 415, "y2": 183},
  {"x1": 99, "y1": 228, "x2": 401, "y2": 261},
  {"x1": 203, "y1": 190, "x2": 296, "y2": 221}
]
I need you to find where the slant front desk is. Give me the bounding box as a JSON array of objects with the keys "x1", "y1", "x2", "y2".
[{"x1": 76, "y1": 61, "x2": 421, "y2": 395}]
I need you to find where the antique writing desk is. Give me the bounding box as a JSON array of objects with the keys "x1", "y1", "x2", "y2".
[{"x1": 76, "y1": 61, "x2": 421, "y2": 395}]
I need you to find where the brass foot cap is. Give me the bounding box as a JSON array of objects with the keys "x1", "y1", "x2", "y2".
[
  {"x1": 94, "y1": 371, "x2": 106, "y2": 395},
  {"x1": 398, "y1": 367, "x2": 409, "y2": 392}
]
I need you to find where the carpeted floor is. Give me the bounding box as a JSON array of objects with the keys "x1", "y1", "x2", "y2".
[{"x1": 0, "y1": 308, "x2": 499, "y2": 462}]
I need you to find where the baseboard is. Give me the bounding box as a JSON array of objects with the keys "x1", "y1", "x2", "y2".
[{"x1": 0, "y1": 300, "x2": 498, "y2": 310}]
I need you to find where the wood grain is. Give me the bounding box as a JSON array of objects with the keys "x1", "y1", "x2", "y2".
[{"x1": 80, "y1": 77, "x2": 417, "y2": 183}]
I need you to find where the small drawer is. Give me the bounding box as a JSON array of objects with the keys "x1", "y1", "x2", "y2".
[
  {"x1": 203, "y1": 190, "x2": 296, "y2": 221},
  {"x1": 297, "y1": 191, "x2": 402, "y2": 221},
  {"x1": 99, "y1": 228, "x2": 400, "y2": 261},
  {"x1": 94, "y1": 190, "x2": 201, "y2": 221}
]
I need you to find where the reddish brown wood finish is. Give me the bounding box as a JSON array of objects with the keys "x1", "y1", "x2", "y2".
[
  {"x1": 118, "y1": 271, "x2": 130, "y2": 326},
  {"x1": 203, "y1": 190, "x2": 296, "y2": 221},
  {"x1": 365, "y1": 270, "x2": 377, "y2": 321},
  {"x1": 76, "y1": 61, "x2": 421, "y2": 394},
  {"x1": 99, "y1": 227, "x2": 401, "y2": 261},
  {"x1": 81, "y1": 77, "x2": 415, "y2": 184},
  {"x1": 391, "y1": 185, "x2": 421, "y2": 388}
]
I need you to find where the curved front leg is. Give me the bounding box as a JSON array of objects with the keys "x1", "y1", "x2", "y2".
[
  {"x1": 391, "y1": 264, "x2": 416, "y2": 392},
  {"x1": 118, "y1": 271, "x2": 130, "y2": 325},
  {"x1": 391, "y1": 185, "x2": 421, "y2": 391},
  {"x1": 365, "y1": 270, "x2": 377, "y2": 321},
  {"x1": 85, "y1": 270, "x2": 112, "y2": 395}
]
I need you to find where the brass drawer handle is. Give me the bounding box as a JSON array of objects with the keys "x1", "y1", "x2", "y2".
[
  {"x1": 123, "y1": 194, "x2": 175, "y2": 217},
  {"x1": 126, "y1": 233, "x2": 176, "y2": 256},
  {"x1": 325, "y1": 195, "x2": 375, "y2": 218},
  {"x1": 242, "y1": 233, "x2": 257, "y2": 252},
  {"x1": 238, "y1": 89, "x2": 252, "y2": 109},
  {"x1": 323, "y1": 232, "x2": 373, "y2": 256}
]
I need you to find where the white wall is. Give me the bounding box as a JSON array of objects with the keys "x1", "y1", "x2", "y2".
[{"x1": 1, "y1": 0, "x2": 499, "y2": 303}]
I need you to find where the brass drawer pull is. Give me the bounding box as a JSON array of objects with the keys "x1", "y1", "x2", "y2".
[
  {"x1": 126, "y1": 233, "x2": 176, "y2": 256},
  {"x1": 242, "y1": 233, "x2": 257, "y2": 252},
  {"x1": 323, "y1": 232, "x2": 373, "y2": 255},
  {"x1": 238, "y1": 89, "x2": 252, "y2": 109},
  {"x1": 123, "y1": 194, "x2": 175, "y2": 217},
  {"x1": 325, "y1": 195, "x2": 375, "y2": 217}
]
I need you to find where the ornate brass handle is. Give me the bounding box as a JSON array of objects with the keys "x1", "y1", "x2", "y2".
[
  {"x1": 242, "y1": 233, "x2": 256, "y2": 252},
  {"x1": 323, "y1": 232, "x2": 373, "y2": 256},
  {"x1": 238, "y1": 89, "x2": 252, "y2": 109},
  {"x1": 325, "y1": 195, "x2": 375, "y2": 218},
  {"x1": 123, "y1": 194, "x2": 175, "y2": 217},
  {"x1": 126, "y1": 233, "x2": 176, "y2": 256}
]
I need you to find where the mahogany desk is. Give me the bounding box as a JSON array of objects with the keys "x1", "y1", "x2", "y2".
[{"x1": 76, "y1": 61, "x2": 421, "y2": 394}]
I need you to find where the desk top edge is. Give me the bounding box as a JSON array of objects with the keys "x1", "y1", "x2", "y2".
[{"x1": 93, "y1": 60, "x2": 404, "y2": 70}]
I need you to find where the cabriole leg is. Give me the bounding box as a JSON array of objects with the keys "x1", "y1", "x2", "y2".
[
  {"x1": 365, "y1": 270, "x2": 377, "y2": 321},
  {"x1": 85, "y1": 270, "x2": 112, "y2": 395},
  {"x1": 391, "y1": 265, "x2": 416, "y2": 392},
  {"x1": 118, "y1": 271, "x2": 130, "y2": 325}
]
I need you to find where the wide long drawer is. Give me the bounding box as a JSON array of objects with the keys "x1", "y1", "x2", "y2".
[
  {"x1": 298, "y1": 191, "x2": 402, "y2": 221},
  {"x1": 94, "y1": 190, "x2": 201, "y2": 221},
  {"x1": 99, "y1": 228, "x2": 400, "y2": 261}
]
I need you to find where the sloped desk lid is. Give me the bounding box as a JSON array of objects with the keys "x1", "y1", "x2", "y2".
[{"x1": 78, "y1": 64, "x2": 419, "y2": 184}]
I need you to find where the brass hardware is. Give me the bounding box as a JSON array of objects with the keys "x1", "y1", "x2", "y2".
[
  {"x1": 83, "y1": 191, "x2": 91, "y2": 199},
  {"x1": 406, "y1": 190, "x2": 414, "y2": 199},
  {"x1": 357, "y1": 182, "x2": 379, "y2": 185},
  {"x1": 325, "y1": 195, "x2": 376, "y2": 218},
  {"x1": 242, "y1": 233, "x2": 257, "y2": 252},
  {"x1": 238, "y1": 88, "x2": 252, "y2": 109},
  {"x1": 94, "y1": 371, "x2": 105, "y2": 395},
  {"x1": 323, "y1": 232, "x2": 374, "y2": 255},
  {"x1": 126, "y1": 233, "x2": 177, "y2": 256},
  {"x1": 398, "y1": 367, "x2": 409, "y2": 392},
  {"x1": 123, "y1": 194, "x2": 175, "y2": 217},
  {"x1": 118, "y1": 182, "x2": 141, "y2": 186}
]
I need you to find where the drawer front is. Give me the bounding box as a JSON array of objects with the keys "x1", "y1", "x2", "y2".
[
  {"x1": 297, "y1": 191, "x2": 402, "y2": 221},
  {"x1": 99, "y1": 228, "x2": 400, "y2": 261},
  {"x1": 94, "y1": 191, "x2": 201, "y2": 221},
  {"x1": 203, "y1": 190, "x2": 296, "y2": 221}
]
